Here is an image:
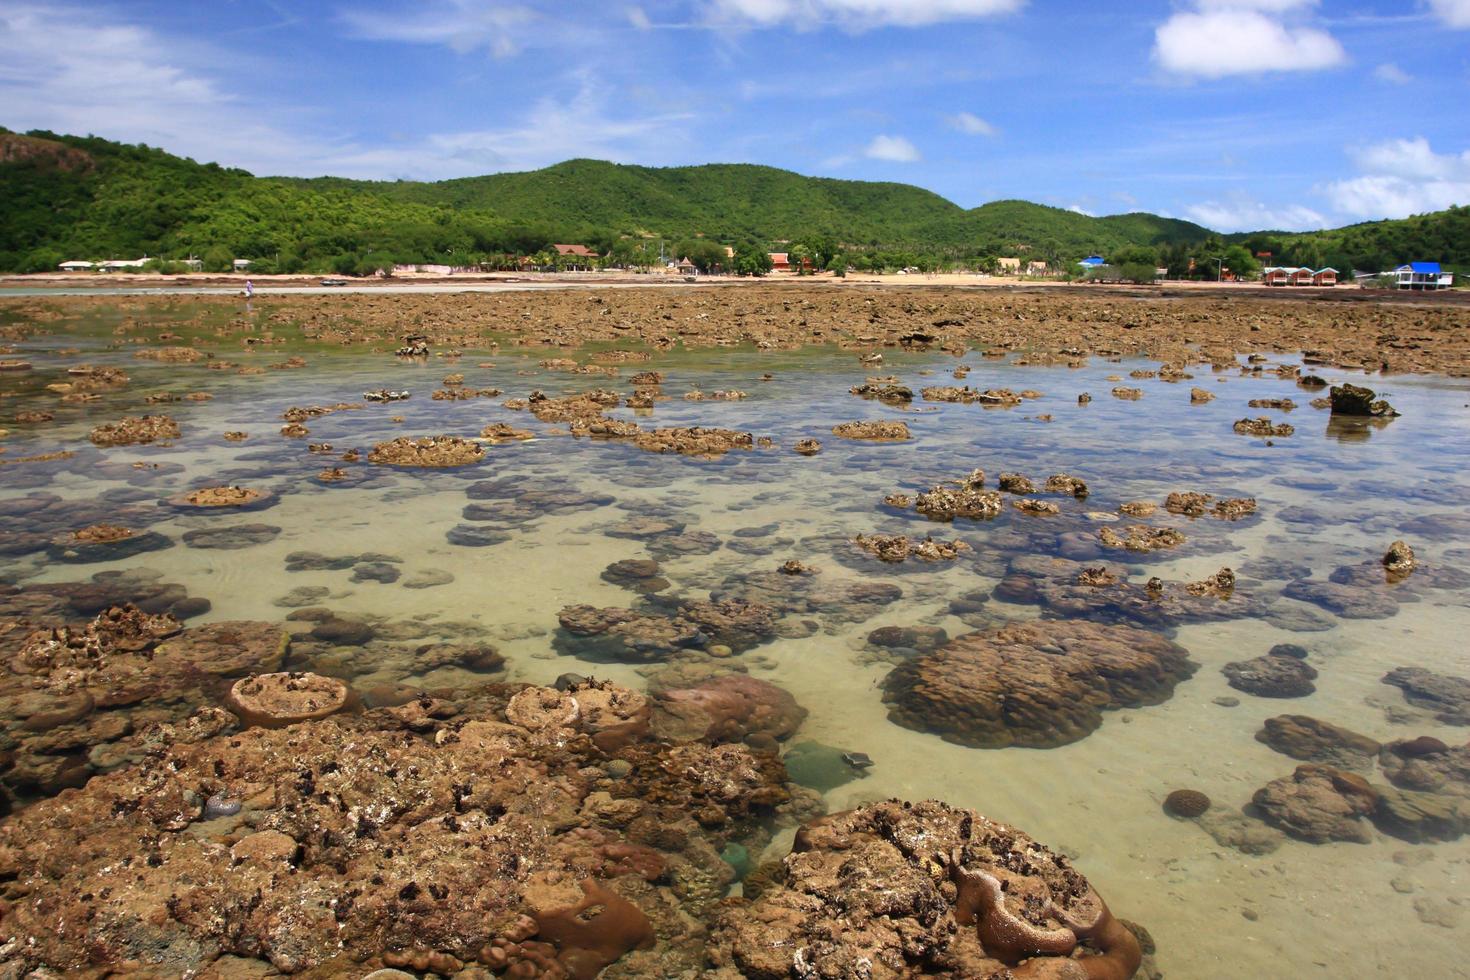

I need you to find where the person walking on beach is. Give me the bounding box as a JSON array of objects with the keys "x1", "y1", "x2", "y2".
[{"x1": 244, "y1": 279, "x2": 254, "y2": 299}]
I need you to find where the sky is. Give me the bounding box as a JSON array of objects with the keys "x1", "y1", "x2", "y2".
[{"x1": 1, "y1": 0, "x2": 1467, "y2": 232}]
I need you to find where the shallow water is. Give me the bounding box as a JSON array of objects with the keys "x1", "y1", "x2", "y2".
[{"x1": 3, "y1": 301, "x2": 1469, "y2": 977}]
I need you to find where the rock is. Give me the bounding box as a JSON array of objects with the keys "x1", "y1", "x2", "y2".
[
  {"x1": 350, "y1": 561, "x2": 401, "y2": 584},
  {"x1": 181, "y1": 524, "x2": 282, "y2": 549},
  {"x1": 1222, "y1": 654, "x2": 1318, "y2": 698},
  {"x1": 630, "y1": 426, "x2": 754, "y2": 458},
  {"x1": 225, "y1": 672, "x2": 356, "y2": 728},
  {"x1": 913, "y1": 484, "x2": 1003, "y2": 522},
  {"x1": 780, "y1": 741, "x2": 870, "y2": 793},
  {"x1": 46, "y1": 526, "x2": 173, "y2": 564},
  {"x1": 853, "y1": 533, "x2": 968, "y2": 563},
  {"x1": 368, "y1": 435, "x2": 485, "y2": 467},
  {"x1": 1373, "y1": 786, "x2": 1468, "y2": 843},
  {"x1": 1281, "y1": 580, "x2": 1399, "y2": 619},
  {"x1": 309, "y1": 617, "x2": 376, "y2": 646},
  {"x1": 830, "y1": 420, "x2": 910, "y2": 441},
  {"x1": 274, "y1": 586, "x2": 330, "y2": 608},
  {"x1": 1256, "y1": 715, "x2": 1380, "y2": 768},
  {"x1": 792, "y1": 438, "x2": 821, "y2": 455},
  {"x1": 89, "y1": 415, "x2": 180, "y2": 447},
  {"x1": 402, "y1": 568, "x2": 455, "y2": 589},
  {"x1": 650, "y1": 671, "x2": 806, "y2": 744},
  {"x1": 1197, "y1": 811, "x2": 1284, "y2": 855},
  {"x1": 169, "y1": 486, "x2": 276, "y2": 510},
  {"x1": 1329, "y1": 382, "x2": 1398, "y2": 417},
  {"x1": 706, "y1": 800, "x2": 1141, "y2": 980},
  {"x1": 1251, "y1": 764, "x2": 1378, "y2": 844},
  {"x1": 446, "y1": 524, "x2": 512, "y2": 547},
  {"x1": 1383, "y1": 540, "x2": 1417, "y2": 579},
  {"x1": 1382, "y1": 667, "x2": 1470, "y2": 725},
  {"x1": 883, "y1": 620, "x2": 1195, "y2": 748},
  {"x1": 0, "y1": 686, "x2": 788, "y2": 977}
]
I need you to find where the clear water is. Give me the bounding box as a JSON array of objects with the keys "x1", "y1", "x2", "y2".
[{"x1": 3, "y1": 301, "x2": 1469, "y2": 977}]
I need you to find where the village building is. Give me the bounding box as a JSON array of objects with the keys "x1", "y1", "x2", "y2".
[
  {"x1": 551, "y1": 244, "x2": 598, "y2": 271},
  {"x1": 57, "y1": 260, "x2": 94, "y2": 271},
  {"x1": 995, "y1": 257, "x2": 1021, "y2": 273},
  {"x1": 675, "y1": 257, "x2": 697, "y2": 275},
  {"x1": 1025, "y1": 260, "x2": 1049, "y2": 276},
  {"x1": 1262, "y1": 266, "x2": 1338, "y2": 287},
  {"x1": 769, "y1": 252, "x2": 791, "y2": 272}
]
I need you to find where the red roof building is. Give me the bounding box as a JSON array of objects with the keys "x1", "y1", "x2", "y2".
[{"x1": 553, "y1": 244, "x2": 598, "y2": 257}]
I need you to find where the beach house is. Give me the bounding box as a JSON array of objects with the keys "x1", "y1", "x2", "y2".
[{"x1": 1392, "y1": 262, "x2": 1454, "y2": 289}]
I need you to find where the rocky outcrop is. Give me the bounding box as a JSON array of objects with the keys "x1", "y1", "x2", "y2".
[
  {"x1": 1329, "y1": 382, "x2": 1398, "y2": 417},
  {"x1": 0, "y1": 683, "x2": 792, "y2": 977},
  {"x1": 707, "y1": 799, "x2": 1143, "y2": 980},
  {"x1": 831, "y1": 420, "x2": 910, "y2": 441},
  {"x1": 1256, "y1": 715, "x2": 1380, "y2": 768},
  {"x1": 1222, "y1": 653, "x2": 1318, "y2": 698},
  {"x1": 368, "y1": 436, "x2": 485, "y2": 467},
  {"x1": 883, "y1": 620, "x2": 1195, "y2": 748}
]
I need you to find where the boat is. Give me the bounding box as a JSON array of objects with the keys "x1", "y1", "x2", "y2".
[{"x1": 320, "y1": 278, "x2": 348, "y2": 287}]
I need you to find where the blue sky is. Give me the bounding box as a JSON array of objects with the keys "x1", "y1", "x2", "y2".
[{"x1": 1, "y1": 0, "x2": 1467, "y2": 231}]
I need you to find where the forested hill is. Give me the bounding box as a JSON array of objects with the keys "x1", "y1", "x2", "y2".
[{"x1": 1, "y1": 127, "x2": 1464, "y2": 276}]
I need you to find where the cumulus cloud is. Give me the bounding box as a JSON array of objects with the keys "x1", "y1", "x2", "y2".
[
  {"x1": 1153, "y1": 1, "x2": 1345, "y2": 78},
  {"x1": 1427, "y1": 0, "x2": 1470, "y2": 27},
  {"x1": 708, "y1": 0, "x2": 1024, "y2": 29},
  {"x1": 947, "y1": 111, "x2": 996, "y2": 136},
  {"x1": 865, "y1": 134, "x2": 921, "y2": 162},
  {"x1": 1185, "y1": 196, "x2": 1328, "y2": 232},
  {"x1": 1323, "y1": 137, "x2": 1470, "y2": 219}
]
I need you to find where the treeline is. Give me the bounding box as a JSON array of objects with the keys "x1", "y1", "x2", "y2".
[{"x1": 1, "y1": 127, "x2": 1464, "y2": 278}]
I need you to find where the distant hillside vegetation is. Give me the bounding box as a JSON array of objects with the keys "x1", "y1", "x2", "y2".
[{"x1": 0, "y1": 127, "x2": 1463, "y2": 275}]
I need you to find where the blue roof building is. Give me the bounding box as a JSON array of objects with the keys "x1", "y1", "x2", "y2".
[
  {"x1": 1077, "y1": 255, "x2": 1105, "y2": 267},
  {"x1": 1392, "y1": 262, "x2": 1453, "y2": 289}
]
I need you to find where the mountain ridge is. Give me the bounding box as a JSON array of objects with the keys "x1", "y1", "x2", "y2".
[{"x1": 1, "y1": 127, "x2": 1463, "y2": 275}]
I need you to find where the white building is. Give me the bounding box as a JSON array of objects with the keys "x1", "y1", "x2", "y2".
[{"x1": 1392, "y1": 262, "x2": 1454, "y2": 290}]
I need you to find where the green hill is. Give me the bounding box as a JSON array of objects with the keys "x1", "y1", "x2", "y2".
[{"x1": 0, "y1": 126, "x2": 1463, "y2": 276}]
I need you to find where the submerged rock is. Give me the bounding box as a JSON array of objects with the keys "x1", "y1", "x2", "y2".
[
  {"x1": 1223, "y1": 653, "x2": 1318, "y2": 698},
  {"x1": 1383, "y1": 667, "x2": 1470, "y2": 725},
  {"x1": 883, "y1": 620, "x2": 1195, "y2": 748},
  {"x1": 1251, "y1": 764, "x2": 1378, "y2": 844},
  {"x1": 1256, "y1": 715, "x2": 1380, "y2": 768}
]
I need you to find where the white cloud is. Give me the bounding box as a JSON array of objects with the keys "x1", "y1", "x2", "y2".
[
  {"x1": 0, "y1": 3, "x2": 691, "y2": 181},
  {"x1": 1373, "y1": 62, "x2": 1411, "y2": 84},
  {"x1": 627, "y1": 5, "x2": 653, "y2": 29},
  {"x1": 947, "y1": 111, "x2": 996, "y2": 136},
  {"x1": 708, "y1": 0, "x2": 1024, "y2": 29},
  {"x1": 1067, "y1": 204, "x2": 1095, "y2": 216},
  {"x1": 1153, "y1": 3, "x2": 1345, "y2": 78},
  {"x1": 1185, "y1": 197, "x2": 1328, "y2": 232},
  {"x1": 1427, "y1": 0, "x2": 1470, "y2": 28},
  {"x1": 864, "y1": 134, "x2": 920, "y2": 162},
  {"x1": 340, "y1": 1, "x2": 539, "y2": 56},
  {"x1": 1323, "y1": 137, "x2": 1470, "y2": 219}
]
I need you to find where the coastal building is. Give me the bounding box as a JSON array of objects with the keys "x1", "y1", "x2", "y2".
[
  {"x1": 1392, "y1": 262, "x2": 1454, "y2": 289},
  {"x1": 98, "y1": 258, "x2": 149, "y2": 271},
  {"x1": 675, "y1": 258, "x2": 697, "y2": 275},
  {"x1": 552, "y1": 244, "x2": 598, "y2": 271},
  {"x1": 769, "y1": 252, "x2": 791, "y2": 272},
  {"x1": 1077, "y1": 255, "x2": 1106, "y2": 269},
  {"x1": 995, "y1": 257, "x2": 1021, "y2": 273},
  {"x1": 1261, "y1": 266, "x2": 1338, "y2": 287},
  {"x1": 57, "y1": 260, "x2": 94, "y2": 271},
  {"x1": 232, "y1": 258, "x2": 252, "y2": 271},
  {"x1": 1025, "y1": 260, "x2": 1048, "y2": 276}
]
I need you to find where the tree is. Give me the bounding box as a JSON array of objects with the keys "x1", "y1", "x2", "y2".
[
  {"x1": 732, "y1": 242, "x2": 773, "y2": 277},
  {"x1": 201, "y1": 245, "x2": 234, "y2": 273}
]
